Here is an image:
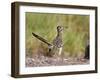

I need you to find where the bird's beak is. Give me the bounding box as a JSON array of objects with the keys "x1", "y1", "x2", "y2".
[
  {"x1": 64, "y1": 26, "x2": 68, "y2": 29},
  {"x1": 62, "y1": 26, "x2": 68, "y2": 30}
]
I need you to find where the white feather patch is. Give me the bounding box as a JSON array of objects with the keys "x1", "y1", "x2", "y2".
[{"x1": 58, "y1": 47, "x2": 62, "y2": 55}]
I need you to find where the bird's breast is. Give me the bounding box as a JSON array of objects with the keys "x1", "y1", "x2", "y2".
[{"x1": 58, "y1": 47, "x2": 62, "y2": 55}]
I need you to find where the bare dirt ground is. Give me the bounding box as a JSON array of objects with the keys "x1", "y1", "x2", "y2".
[{"x1": 26, "y1": 53, "x2": 89, "y2": 67}]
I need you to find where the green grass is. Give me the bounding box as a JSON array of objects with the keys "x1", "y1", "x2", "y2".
[{"x1": 25, "y1": 12, "x2": 89, "y2": 57}]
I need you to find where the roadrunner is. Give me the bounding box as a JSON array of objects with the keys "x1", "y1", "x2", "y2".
[{"x1": 32, "y1": 26, "x2": 63, "y2": 57}]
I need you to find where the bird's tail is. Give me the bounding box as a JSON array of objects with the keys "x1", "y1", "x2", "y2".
[{"x1": 32, "y1": 32, "x2": 52, "y2": 46}]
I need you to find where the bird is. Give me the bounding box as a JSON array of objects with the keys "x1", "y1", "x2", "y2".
[
  {"x1": 49, "y1": 26, "x2": 63, "y2": 57},
  {"x1": 32, "y1": 26, "x2": 64, "y2": 57}
]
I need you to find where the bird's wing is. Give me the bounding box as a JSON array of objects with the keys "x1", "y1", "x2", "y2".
[{"x1": 32, "y1": 32, "x2": 52, "y2": 46}]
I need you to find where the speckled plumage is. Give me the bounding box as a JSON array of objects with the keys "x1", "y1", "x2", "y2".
[
  {"x1": 32, "y1": 26, "x2": 63, "y2": 57},
  {"x1": 48, "y1": 26, "x2": 63, "y2": 56}
]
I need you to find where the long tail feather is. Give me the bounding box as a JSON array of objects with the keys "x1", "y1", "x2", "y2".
[{"x1": 32, "y1": 32, "x2": 52, "y2": 46}]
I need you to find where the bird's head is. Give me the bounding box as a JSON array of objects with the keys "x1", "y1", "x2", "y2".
[{"x1": 57, "y1": 26, "x2": 63, "y2": 32}]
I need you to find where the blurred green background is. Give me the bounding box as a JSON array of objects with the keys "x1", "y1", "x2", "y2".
[{"x1": 25, "y1": 12, "x2": 89, "y2": 58}]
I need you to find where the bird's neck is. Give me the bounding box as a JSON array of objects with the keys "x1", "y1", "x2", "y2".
[{"x1": 57, "y1": 31, "x2": 62, "y2": 38}]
